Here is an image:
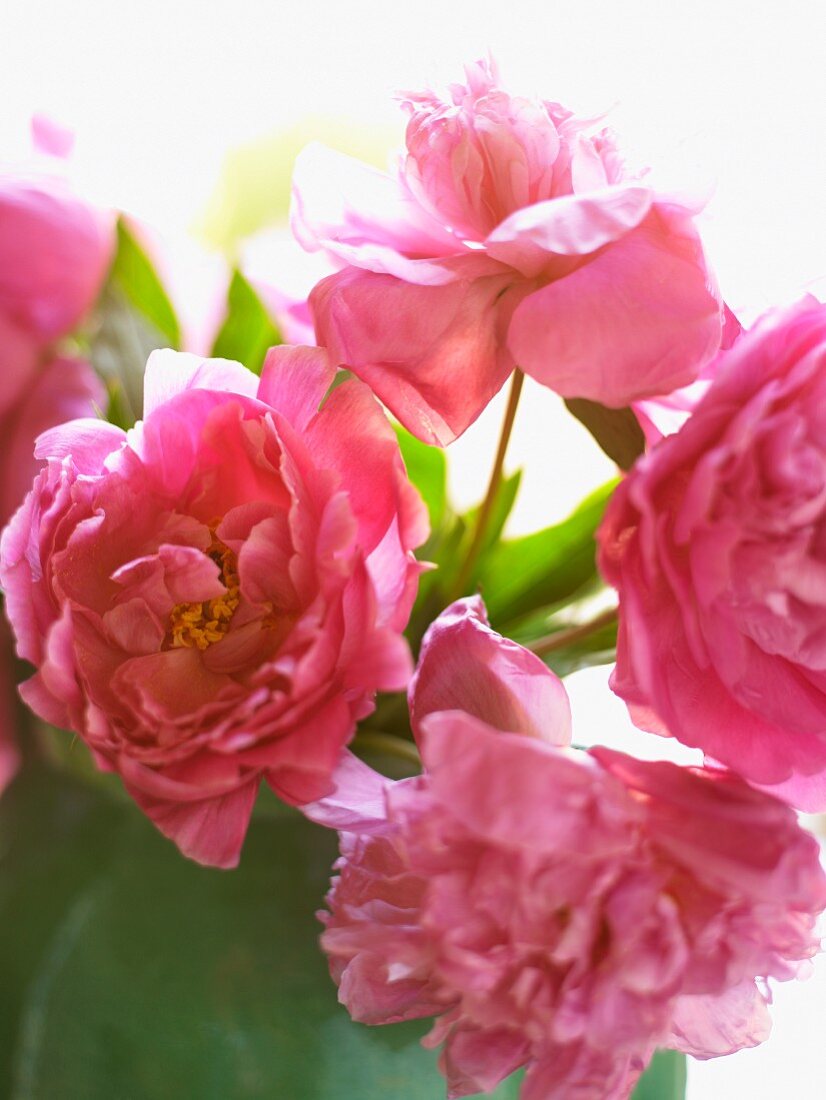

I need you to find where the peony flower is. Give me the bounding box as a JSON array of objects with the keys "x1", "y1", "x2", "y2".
[
  {"x1": 0, "y1": 346, "x2": 428, "y2": 867},
  {"x1": 599, "y1": 297, "x2": 826, "y2": 810},
  {"x1": 292, "y1": 58, "x2": 724, "y2": 445},
  {"x1": 316, "y1": 600, "x2": 826, "y2": 1100}
]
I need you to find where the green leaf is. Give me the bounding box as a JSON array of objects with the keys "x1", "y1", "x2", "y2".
[
  {"x1": 464, "y1": 469, "x2": 522, "y2": 562},
  {"x1": 565, "y1": 398, "x2": 645, "y2": 471},
  {"x1": 478, "y1": 479, "x2": 618, "y2": 628},
  {"x1": 630, "y1": 1051, "x2": 687, "y2": 1100},
  {"x1": 0, "y1": 768, "x2": 520, "y2": 1099},
  {"x1": 211, "y1": 269, "x2": 282, "y2": 375},
  {"x1": 394, "y1": 426, "x2": 448, "y2": 531},
  {"x1": 110, "y1": 218, "x2": 181, "y2": 349},
  {"x1": 89, "y1": 282, "x2": 167, "y2": 427},
  {"x1": 519, "y1": 610, "x2": 618, "y2": 679}
]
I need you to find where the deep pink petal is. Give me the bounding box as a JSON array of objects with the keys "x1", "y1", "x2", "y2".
[{"x1": 256, "y1": 344, "x2": 336, "y2": 431}]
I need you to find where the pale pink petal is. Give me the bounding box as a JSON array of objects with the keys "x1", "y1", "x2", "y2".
[
  {"x1": 409, "y1": 596, "x2": 572, "y2": 745},
  {"x1": 302, "y1": 750, "x2": 392, "y2": 833},
  {"x1": 142, "y1": 349, "x2": 259, "y2": 417},
  {"x1": 31, "y1": 114, "x2": 75, "y2": 159},
  {"x1": 486, "y1": 184, "x2": 653, "y2": 277},
  {"x1": 35, "y1": 415, "x2": 125, "y2": 469},
  {"x1": 669, "y1": 982, "x2": 772, "y2": 1058},
  {"x1": 291, "y1": 142, "x2": 460, "y2": 281}
]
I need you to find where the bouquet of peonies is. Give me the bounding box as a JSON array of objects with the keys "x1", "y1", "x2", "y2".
[{"x1": 0, "y1": 61, "x2": 824, "y2": 1100}]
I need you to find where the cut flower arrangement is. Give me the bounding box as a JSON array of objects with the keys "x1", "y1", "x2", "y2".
[{"x1": 0, "y1": 61, "x2": 824, "y2": 1100}]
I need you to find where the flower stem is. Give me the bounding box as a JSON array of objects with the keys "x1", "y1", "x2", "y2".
[
  {"x1": 352, "y1": 730, "x2": 422, "y2": 767},
  {"x1": 530, "y1": 606, "x2": 619, "y2": 658},
  {"x1": 451, "y1": 369, "x2": 524, "y2": 600}
]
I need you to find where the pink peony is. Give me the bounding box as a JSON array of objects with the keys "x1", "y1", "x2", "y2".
[
  {"x1": 292, "y1": 59, "x2": 724, "y2": 444},
  {"x1": 317, "y1": 600, "x2": 826, "y2": 1100},
  {"x1": 599, "y1": 297, "x2": 826, "y2": 810},
  {"x1": 0, "y1": 346, "x2": 428, "y2": 867}
]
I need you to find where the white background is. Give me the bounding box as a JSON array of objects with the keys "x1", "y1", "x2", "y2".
[{"x1": 2, "y1": 1, "x2": 826, "y2": 1095}]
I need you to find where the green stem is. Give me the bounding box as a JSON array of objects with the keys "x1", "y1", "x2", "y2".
[
  {"x1": 352, "y1": 731, "x2": 422, "y2": 767},
  {"x1": 451, "y1": 369, "x2": 524, "y2": 600},
  {"x1": 530, "y1": 606, "x2": 619, "y2": 658}
]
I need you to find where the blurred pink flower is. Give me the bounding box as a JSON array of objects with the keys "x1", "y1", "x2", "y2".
[
  {"x1": 600, "y1": 297, "x2": 826, "y2": 810},
  {"x1": 0, "y1": 159, "x2": 112, "y2": 344},
  {"x1": 0, "y1": 124, "x2": 112, "y2": 795},
  {"x1": 293, "y1": 59, "x2": 724, "y2": 444},
  {"x1": 0, "y1": 625, "x2": 20, "y2": 796},
  {"x1": 0, "y1": 346, "x2": 428, "y2": 867},
  {"x1": 0, "y1": 356, "x2": 104, "y2": 526},
  {"x1": 317, "y1": 601, "x2": 826, "y2": 1100}
]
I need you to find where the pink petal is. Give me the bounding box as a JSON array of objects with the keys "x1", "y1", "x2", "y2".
[
  {"x1": 486, "y1": 184, "x2": 653, "y2": 277},
  {"x1": 669, "y1": 981, "x2": 772, "y2": 1058},
  {"x1": 122, "y1": 758, "x2": 259, "y2": 869},
  {"x1": 312, "y1": 266, "x2": 520, "y2": 444},
  {"x1": 508, "y1": 205, "x2": 722, "y2": 407},
  {"x1": 417, "y1": 712, "x2": 619, "y2": 855},
  {"x1": 35, "y1": 415, "x2": 124, "y2": 469},
  {"x1": 410, "y1": 596, "x2": 572, "y2": 745},
  {"x1": 257, "y1": 344, "x2": 336, "y2": 431},
  {"x1": 31, "y1": 114, "x2": 75, "y2": 159},
  {"x1": 301, "y1": 750, "x2": 392, "y2": 833},
  {"x1": 306, "y1": 375, "x2": 430, "y2": 556},
  {"x1": 0, "y1": 313, "x2": 39, "y2": 418}
]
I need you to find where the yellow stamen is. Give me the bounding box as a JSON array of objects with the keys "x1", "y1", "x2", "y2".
[{"x1": 167, "y1": 537, "x2": 241, "y2": 651}]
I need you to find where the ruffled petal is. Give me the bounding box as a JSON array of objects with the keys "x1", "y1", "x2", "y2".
[
  {"x1": 486, "y1": 184, "x2": 653, "y2": 277},
  {"x1": 291, "y1": 142, "x2": 461, "y2": 283}
]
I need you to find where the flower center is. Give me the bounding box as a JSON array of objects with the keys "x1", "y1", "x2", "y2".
[{"x1": 167, "y1": 538, "x2": 240, "y2": 651}]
